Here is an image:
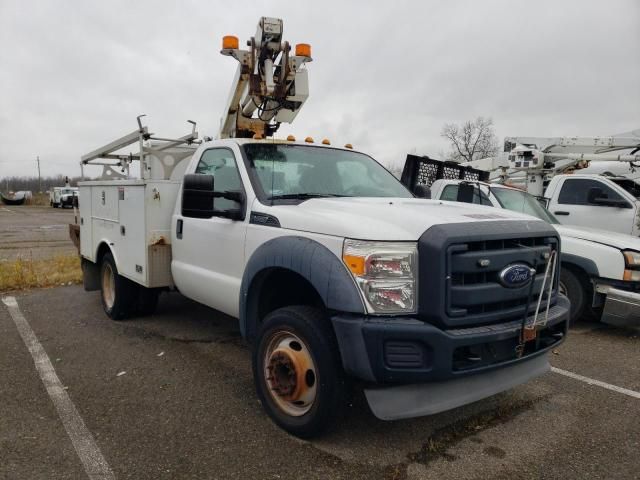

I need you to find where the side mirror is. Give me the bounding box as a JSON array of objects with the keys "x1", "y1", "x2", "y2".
[
  {"x1": 587, "y1": 187, "x2": 631, "y2": 208},
  {"x1": 413, "y1": 184, "x2": 431, "y2": 199},
  {"x1": 182, "y1": 174, "x2": 215, "y2": 218},
  {"x1": 457, "y1": 183, "x2": 475, "y2": 203}
]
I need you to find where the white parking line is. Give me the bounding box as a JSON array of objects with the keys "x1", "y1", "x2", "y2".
[
  {"x1": 1, "y1": 296, "x2": 115, "y2": 480},
  {"x1": 551, "y1": 366, "x2": 640, "y2": 400}
]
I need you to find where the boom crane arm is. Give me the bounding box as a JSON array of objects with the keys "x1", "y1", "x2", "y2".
[{"x1": 218, "y1": 17, "x2": 312, "y2": 139}]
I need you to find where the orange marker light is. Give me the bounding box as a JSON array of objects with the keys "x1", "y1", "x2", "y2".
[
  {"x1": 343, "y1": 255, "x2": 365, "y2": 276},
  {"x1": 295, "y1": 43, "x2": 312, "y2": 58},
  {"x1": 286, "y1": 135, "x2": 296, "y2": 142},
  {"x1": 322, "y1": 138, "x2": 330, "y2": 145},
  {"x1": 344, "y1": 143, "x2": 353, "y2": 149},
  {"x1": 305, "y1": 136, "x2": 314, "y2": 143},
  {"x1": 222, "y1": 35, "x2": 239, "y2": 50}
]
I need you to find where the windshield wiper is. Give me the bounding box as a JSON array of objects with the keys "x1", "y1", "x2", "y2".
[{"x1": 268, "y1": 193, "x2": 348, "y2": 200}]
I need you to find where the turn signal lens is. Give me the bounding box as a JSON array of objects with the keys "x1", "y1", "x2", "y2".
[
  {"x1": 343, "y1": 255, "x2": 365, "y2": 276},
  {"x1": 623, "y1": 269, "x2": 640, "y2": 281},
  {"x1": 295, "y1": 43, "x2": 312, "y2": 57},
  {"x1": 623, "y1": 250, "x2": 640, "y2": 267},
  {"x1": 222, "y1": 35, "x2": 239, "y2": 50}
]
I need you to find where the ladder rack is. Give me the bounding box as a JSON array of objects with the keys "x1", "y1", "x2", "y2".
[{"x1": 80, "y1": 116, "x2": 200, "y2": 180}]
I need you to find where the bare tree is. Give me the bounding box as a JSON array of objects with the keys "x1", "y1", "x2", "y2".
[{"x1": 441, "y1": 117, "x2": 499, "y2": 163}]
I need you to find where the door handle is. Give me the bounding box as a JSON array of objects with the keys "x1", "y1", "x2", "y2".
[
  {"x1": 176, "y1": 219, "x2": 183, "y2": 239},
  {"x1": 554, "y1": 211, "x2": 570, "y2": 216}
]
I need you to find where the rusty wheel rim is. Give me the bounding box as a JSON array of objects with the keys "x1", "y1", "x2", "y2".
[
  {"x1": 263, "y1": 331, "x2": 317, "y2": 417},
  {"x1": 102, "y1": 263, "x2": 115, "y2": 310}
]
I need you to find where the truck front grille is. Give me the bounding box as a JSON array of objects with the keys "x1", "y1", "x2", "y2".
[
  {"x1": 446, "y1": 236, "x2": 558, "y2": 325},
  {"x1": 417, "y1": 220, "x2": 561, "y2": 329}
]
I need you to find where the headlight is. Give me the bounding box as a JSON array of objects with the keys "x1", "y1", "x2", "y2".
[
  {"x1": 623, "y1": 250, "x2": 640, "y2": 281},
  {"x1": 342, "y1": 240, "x2": 417, "y2": 314}
]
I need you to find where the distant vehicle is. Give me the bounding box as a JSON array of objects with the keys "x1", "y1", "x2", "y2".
[
  {"x1": 50, "y1": 186, "x2": 78, "y2": 208},
  {"x1": 0, "y1": 191, "x2": 27, "y2": 206}
]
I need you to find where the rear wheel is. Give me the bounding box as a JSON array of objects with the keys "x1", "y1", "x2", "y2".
[
  {"x1": 252, "y1": 306, "x2": 346, "y2": 438},
  {"x1": 100, "y1": 252, "x2": 138, "y2": 320},
  {"x1": 559, "y1": 268, "x2": 587, "y2": 324}
]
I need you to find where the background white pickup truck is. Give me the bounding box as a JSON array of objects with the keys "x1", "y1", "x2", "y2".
[
  {"x1": 544, "y1": 174, "x2": 640, "y2": 236},
  {"x1": 431, "y1": 179, "x2": 640, "y2": 327}
]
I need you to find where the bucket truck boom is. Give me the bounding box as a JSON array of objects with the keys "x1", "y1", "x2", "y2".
[{"x1": 218, "y1": 17, "x2": 312, "y2": 139}]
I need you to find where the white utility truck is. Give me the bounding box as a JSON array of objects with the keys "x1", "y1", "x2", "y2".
[
  {"x1": 74, "y1": 17, "x2": 569, "y2": 437},
  {"x1": 428, "y1": 176, "x2": 640, "y2": 327},
  {"x1": 465, "y1": 133, "x2": 640, "y2": 236},
  {"x1": 50, "y1": 184, "x2": 79, "y2": 208}
]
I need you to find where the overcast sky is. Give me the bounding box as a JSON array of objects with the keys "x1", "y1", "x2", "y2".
[{"x1": 1, "y1": 0, "x2": 638, "y2": 178}]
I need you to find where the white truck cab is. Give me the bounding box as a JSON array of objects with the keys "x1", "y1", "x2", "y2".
[
  {"x1": 431, "y1": 179, "x2": 640, "y2": 327},
  {"x1": 544, "y1": 174, "x2": 640, "y2": 236}
]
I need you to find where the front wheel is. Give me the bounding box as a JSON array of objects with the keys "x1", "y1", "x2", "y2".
[
  {"x1": 559, "y1": 268, "x2": 588, "y2": 324},
  {"x1": 252, "y1": 306, "x2": 346, "y2": 438}
]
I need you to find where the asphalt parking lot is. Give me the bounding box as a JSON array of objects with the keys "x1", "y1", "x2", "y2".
[
  {"x1": 1, "y1": 205, "x2": 639, "y2": 479},
  {"x1": 1, "y1": 290, "x2": 639, "y2": 480}
]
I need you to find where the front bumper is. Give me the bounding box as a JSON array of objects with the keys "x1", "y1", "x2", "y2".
[
  {"x1": 331, "y1": 295, "x2": 569, "y2": 384},
  {"x1": 601, "y1": 287, "x2": 640, "y2": 328},
  {"x1": 365, "y1": 352, "x2": 550, "y2": 420}
]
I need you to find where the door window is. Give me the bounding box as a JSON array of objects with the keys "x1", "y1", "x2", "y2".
[
  {"x1": 195, "y1": 149, "x2": 243, "y2": 211},
  {"x1": 557, "y1": 178, "x2": 625, "y2": 205}
]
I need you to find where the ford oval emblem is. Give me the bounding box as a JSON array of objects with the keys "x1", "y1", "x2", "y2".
[{"x1": 498, "y1": 264, "x2": 534, "y2": 288}]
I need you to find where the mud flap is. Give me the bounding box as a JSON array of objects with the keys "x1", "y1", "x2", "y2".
[
  {"x1": 364, "y1": 353, "x2": 550, "y2": 421},
  {"x1": 82, "y1": 258, "x2": 101, "y2": 292}
]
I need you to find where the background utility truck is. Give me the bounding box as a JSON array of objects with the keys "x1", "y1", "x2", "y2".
[
  {"x1": 466, "y1": 133, "x2": 640, "y2": 236},
  {"x1": 74, "y1": 17, "x2": 569, "y2": 437}
]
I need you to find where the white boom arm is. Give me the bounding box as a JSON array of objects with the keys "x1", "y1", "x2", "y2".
[
  {"x1": 218, "y1": 17, "x2": 312, "y2": 139},
  {"x1": 465, "y1": 131, "x2": 640, "y2": 195}
]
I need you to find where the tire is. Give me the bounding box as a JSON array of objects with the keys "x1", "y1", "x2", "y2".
[
  {"x1": 137, "y1": 288, "x2": 160, "y2": 316},
  {"x1": 559, "y1": 267, "x2": 587, "y2": 324},
  {"x1": 252, "y1": 306, "x2": 346, "y2": 438},
  {"x1": 100, "y1": 252, "x2": 138, "y2": 320}
]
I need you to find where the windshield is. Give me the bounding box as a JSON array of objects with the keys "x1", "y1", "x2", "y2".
[
  {"x1": 492, "y1": 187, "x2": 559, "y2": 224},
  {"x1": 242, "y1": 144, "x2": 412, "y2": 201}
]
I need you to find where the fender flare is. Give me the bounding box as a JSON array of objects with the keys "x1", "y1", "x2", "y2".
[
  {"x1": 561, "y1": 253, "x2": 599, "y2": 278},
  {"x1": 239, "y1": 236, "x2": 365, "y2": 339}
]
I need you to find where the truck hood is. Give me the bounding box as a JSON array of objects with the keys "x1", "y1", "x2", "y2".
[
  {"x1": 263, "y1": 197, "x2": 541, "y2": 241},
  {"x1": 555, "y1": 224, "x2": 640, "y2": 251}
]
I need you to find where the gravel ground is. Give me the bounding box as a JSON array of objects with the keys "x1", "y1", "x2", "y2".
[{"x1": 0, "y1": 205, "x2": 77, "y2": 261}]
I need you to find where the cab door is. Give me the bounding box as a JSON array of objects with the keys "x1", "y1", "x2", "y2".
[
  {"x1": 171, "y1": 147, "x2": 248, "y2": 317},
  {"x1": 551, "y1": 177, "x2": 636, "y2": 235}
]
